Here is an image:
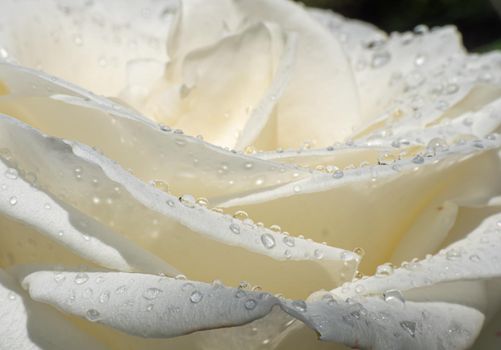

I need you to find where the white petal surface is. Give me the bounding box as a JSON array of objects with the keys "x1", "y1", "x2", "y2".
[
  {"x1": 0, "y1": 0, "x2": 173, "y2": 96},
  {"x1": 0, "y1": 155, "x2": 175, "y2": 274},
  {"x1": 22, "y1": 271, "x2": 280, "y2": 338},
  {"x1": 0, "y1": 114, "x2": 358, "y2": 297},
  {"x1": 0, "y1": 269, "x2": 107, "y2": 350}
]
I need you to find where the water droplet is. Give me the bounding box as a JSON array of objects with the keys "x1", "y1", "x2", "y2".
[
  {"x1": 293, "y1": 185, "x2": 302, "y2": 193},
  {"x1": 4, "y1": 168, "x2": 18, "y2": 180},
  {"x1": 412, "y1": 155, "x2": 424, "y2": 164},
  {"x1": 469, "y1": 254, "x2": 481, "y2": 262},
  {"x1": 261, "y1": 233, "x2": 276, "y2": 249},
  {"x1": 244, "y1": 162, "x2": 254, "y2": 169},
  {"x1": 99, "y1": 291, "x2": 110, "y2": 303},
  {"x1": 143, "y1": 288, "x2": 163, "y2": 300},
  {"x1": 270, "y1": 225, "x2": 281, "y2": 232},
  {"x1": 54, "y1": 272, "x2": 66, "y2": 283},
  {"x1": 244, "y1": 299, "x2": 257, "y2": 310},
  {"x1": 175, "y1": 274, "x2": 187, "y2": 280},
  {"x1": 427, "y1": 137, "x2": 448, "y2": 153},
  {"x1": 233, "y1": 210, "x2": 248, "y2": 220},
  {"x1": 190, "y1": 290, "x2": 203, "y2": 303},
  {"x1": 166, "y1": 199, "x2": 175, "y2": 207},
  {"x1": 229, "y1": 223, "x2": 240, "y2": 234},
  {"x1": 283, "y1": 236, "x2": 295, "y2": 247},
  {"x1": 371, "y1": 51, "x2": 391, "y2": 68},
  {"x1": 384, "y1": 289, "x2": 405, "y2": 304},
  {"x1": 86, "y1": 309, "x2": 101, "y2": 321},
  {"x1": 74, "y1": 273, "x2": 89, "y2": 285},
  {"x1": 446, "y1": 249, "x2": 461, "y2": 260},
  {"x1": 292, "y1": 300, "x2": 307, "y2": 312},
  {"x1": 195, "y1": 197, "x2": 209, "y2": 208},
  {"x1": 7, "y1": 292, "x2": 16, "y2": 300},
  {"x1": 376, "y1": 263, "x2": 394, "y2": 276},
  {"x1": 314, "y1": 249, "x2": 324, "y2": 259},
  {"x1": 9, "y1": 196, "x2": 17, "y2": 206},
  {"x1": 255, "y1": 177, "x2": 264, "y2": 186},
  {"x1": 332, "y1": 169, "x2": 344, "y2": 179},
  {"x1": 284, "y1": 249, "x2": 292, "y2": 259},
  {"x1": 115, "y1": 285, "x2": 127, "y2": 294},
  {"x1": 353, "y1": 247, "x2": 365, "y2": 257},
  {"x1": 445, "y1": 83, "x2": 459, "y2": 95},
  {"x1": 146, "y1": 304, "x2": 154, "y2": 312},
  {"x1": 179, "y1": 194, "x2": 195, "y2": 208},
  {"x1": 400, "y1": 320, "x2": 416, "y2": 337}
]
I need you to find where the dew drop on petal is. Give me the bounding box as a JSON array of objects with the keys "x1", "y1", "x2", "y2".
[
  {"x1": 283, "y1": 236, "x2": 295, "y2": 247},
  {"x1": 384, "y1": 289, "x2": 405, "y2": 305},
  {"x1": 292, "y1": 300, "x2": 307, "y2": 312},
  {"x1": 376, "y1": 263, "x2": 394, "y2": 276},
  {"x1": 179, "y1": 194, "x2": 196, "y2": 208},
  {"x1": 74, "y1": 273, "x2": 89, "y2": 285},
  {"x1": 143, "y1": 288, "x2": 163, "y2": 300},
  {"x1": 86, "y1": 309, "x2": 101, "y2": 322},
  {"x1": 469, "y1": 254, "x2": 481, "y2": 262},
  {"x1": 446, "y1": 248, "x2": 461, "y2": 260},
  {"x1": 190, "y1": 290, "x2": 203, "y2": 303},
  {"x1": 400, "y1": 320, "x2": 417, "y2": 337},
  {"x1": 244, "y1": 299, "x2": 257, "y2": 310},
  {"x1": 9, "y1": 196, "x2": 17, "y2": 206},
  {"x1": 4, "y1": 168, "x2": 18, "y2": 180},
  {"x1": 314, "y1": 249, "x2": 324, "y2": 259},
  {"x1": 99, "y1": 291, "x2": 110, "y2": 304},
  {"x1": 412, "y1": 155, "x2": 424, "y2": 164},
  {"x1": 229, "y1": 223, "x2": 240, "y2": 234},
  {"x1": 332, "y1": 169, "x2": 344, "y2": 179},
  {"x1": 261, "y1": 233, "x2": 276, "y2": 249},
  {"x1": 371, "y1": 51, "x2": 391, "y2": 68}
]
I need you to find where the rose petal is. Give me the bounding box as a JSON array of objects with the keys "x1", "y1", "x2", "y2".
[
  {"x1": 0, "y1": 0, "x2": 172, "y2": 96},
  {"x1": 0, "y1": 114, "x2": 358, "y2": 298},
  {"x1": 0, "y1": 152, "x2": 177, "y2": 275},
  {"x1": 0, "y1": 62, "x2": 312, "y2": 200},
  {"x1": 0, "y1": 268, "x2": 107, "y2": 350},
  {"x1": 22, "y1": 271, "x2": 279, "y2": 338},
  {"x1": 219, "y1": 135, "x2": 501, "y2": 273},
  {"x1": 283, "y1": 297, "x2": 484, "y2": 350}
]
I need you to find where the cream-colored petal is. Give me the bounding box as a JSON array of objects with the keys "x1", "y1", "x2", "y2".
[
  {"x1": 22, "y1": 271, "x2": 279, "y2": 338},
  {"x1": 148, "y1": 23, "x2": 280, "y2": 148},
  {"x1": 331, "y1": 213, "x2": 501, "y2": 305},
  {"x1": 235, "y1": 0, "x2": 360, "y2": 148},
  {"x1": 0, "y1": 156, "x2": 174, "y2": 274},
  {"x1": 220, "y1": 136, "x2": 501, "y2": 274},
  {"x1": 0, "y1": 63, "x2": 311, "y2": 200},
  {"x1": 285, "y1": 297, "x2": 483, "y2": 350},
  {"x1": 0, "y1": 114, "x2": 358, "y2": 298},
  {"x1": 0, "y1": 0, "x2": 173, "y2": 97},
  {"x1": 0, "y1": 268, "x2": 107, "y2": 350}
]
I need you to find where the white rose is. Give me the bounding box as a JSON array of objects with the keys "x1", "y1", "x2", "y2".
[{"x1": 0, "y1": 0, "x2": 500, "y2": 349}]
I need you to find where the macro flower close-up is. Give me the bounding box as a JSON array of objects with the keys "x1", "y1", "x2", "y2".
[{"x1": 1, "y1": 0, "x2": 501, "y2": 349}]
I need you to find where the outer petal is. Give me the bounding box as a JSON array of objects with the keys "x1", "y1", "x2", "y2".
[
  {"x1": 22, "y1": 271, "x2": 280, "y2": 338},
  {"x1": 0, "y1": 114, "x2": 358, "y2": 298},
  {"x1": 0, "y1": 268, "x2": 107, "y2": 350},
  {"x1": 220, "y1": 135, "x2": 501, "y2": 273},
  {"x1": 0, "y1": 62, "x2": 311, "y2": 200},
  {"x1": 0, "y1": 0, "x2": 173, "y2": 96}
]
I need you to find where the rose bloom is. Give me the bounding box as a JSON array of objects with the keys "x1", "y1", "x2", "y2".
[{"x1": 0, "y1": 0, "x2": 500, "y2": 349}]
